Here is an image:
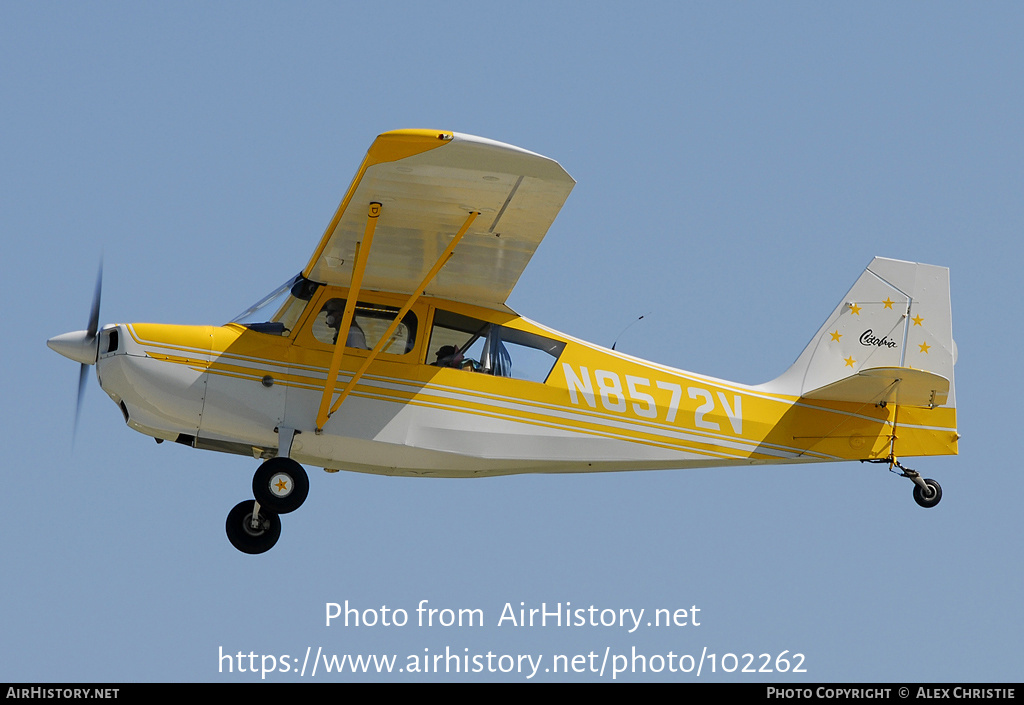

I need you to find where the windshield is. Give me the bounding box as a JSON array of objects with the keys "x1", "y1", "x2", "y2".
[{"x1": 231, "y1": 274, "x2": 319, "y2": 335}]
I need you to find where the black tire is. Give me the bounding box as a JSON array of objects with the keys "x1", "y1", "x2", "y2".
[
  {"x1": 225, "y1": 500, "x2": 281, "y2": 554},
  {"x1": 252, "y1": 457, "x2": 309, "y2": 514},
  {"x1": 913, "y1": 478, "x2": 942, "y2": 508}
]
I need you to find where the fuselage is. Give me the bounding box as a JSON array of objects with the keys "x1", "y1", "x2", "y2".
[{"x1": 94, "y1": 285, "x2": 958, "y2": 478}]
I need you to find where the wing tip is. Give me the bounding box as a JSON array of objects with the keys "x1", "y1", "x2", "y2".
[
  {"x1": 373, "y1": 129, "x2": 574, "y2": 183},
  {"x1": 366, "y1": 129, "x2": 455, "y2": 164}
]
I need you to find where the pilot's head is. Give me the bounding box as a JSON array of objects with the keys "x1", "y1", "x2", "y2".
[
  {"x1": 324, "y1": 303, "x2": 345, "y2": 329},
  {"x1": 435, "y1": 345, "x2": 462, "y2": 366}
]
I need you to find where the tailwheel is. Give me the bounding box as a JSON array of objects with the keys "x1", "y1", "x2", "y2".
[
  {"x1": 912, "y1": 478, "x2": 942, "y2": 509},
  {"x1": 226, "y1": 500, "x2": 281, "y2": 554},
  {"x1": 861, "y1": 457, "x2": 943, "y2": 509},
  {"x1": 252, "y1": 457, "x2": 309, "y2": 515}
]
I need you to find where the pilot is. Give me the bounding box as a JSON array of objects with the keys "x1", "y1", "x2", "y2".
[
  {"x1": 323, "y1": 302, "x2": 369, "y2": 349},
  {"x1": 434, "y1": 345, "x2": 464, "y2": 368}
]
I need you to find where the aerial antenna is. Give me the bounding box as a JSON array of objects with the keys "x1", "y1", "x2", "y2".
[{"x1": 612, "y1": 313, "x2": 649, "y2": 351}]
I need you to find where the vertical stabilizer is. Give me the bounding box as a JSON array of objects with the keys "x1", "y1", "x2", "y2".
[{"x1": 760, "y1": 257, "x2": 955, "y2": 408}]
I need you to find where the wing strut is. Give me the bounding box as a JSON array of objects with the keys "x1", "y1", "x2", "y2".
[
  {"x1": 315, "y1": 209, "x2": 480, "y2": 432},
  {"x1": 315, "y1": 202, "x2": 381, "y2": 430}
]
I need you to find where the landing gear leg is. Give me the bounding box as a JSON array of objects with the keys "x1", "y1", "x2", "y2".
[
  {"x1": 224, "y1": 431, "x2": 310, "y2": 554},
  {"x1": 863, "y1": 457, "x2": 942, "y2": 508}
]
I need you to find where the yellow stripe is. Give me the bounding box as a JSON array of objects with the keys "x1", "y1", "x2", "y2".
[
  {"x1": 131, "y1": 326, "x2": 955, "y2": 463},
  {"x1": 199, "y1": 360, "x2": 837, "y2": 462}
]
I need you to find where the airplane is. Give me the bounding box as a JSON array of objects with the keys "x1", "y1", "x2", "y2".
[{"x1": 48, "y1": 129, "x2": 958, "y2": 554}]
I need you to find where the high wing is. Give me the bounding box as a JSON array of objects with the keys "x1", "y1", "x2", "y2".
[{"x1": 303, "y1": 129, "x2": 575, "y2": 311}]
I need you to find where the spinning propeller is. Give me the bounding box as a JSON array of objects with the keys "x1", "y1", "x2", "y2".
[{"x1": 47, "y1": 263, "x2": 103, "y2": 438}]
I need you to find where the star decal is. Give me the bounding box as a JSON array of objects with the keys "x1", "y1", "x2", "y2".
[
  {"x1": 275, "y1": 478, "x2": 290, "y2": 492},
  {"x1": 883, "y1": 297, "x2": 894, "y2": 309},
  {"x1": 919, "y1": 342, "x2": 931, "y2": 354},
  {"x1": 844, "y1": 356, "x2": 856, "y2": 367},
  {"x1": 849, "y1": 303, "x2": 862, "y2": 315},
  {"x1": 830, "y1": 330, "x2": 843, "y2": 342},
  {"x1": 911, "y1": 314, "x2": 924, "y2": 326}
]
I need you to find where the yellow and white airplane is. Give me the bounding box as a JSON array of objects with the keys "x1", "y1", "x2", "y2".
[{"x1": 48, "y1": 130, "x2": 958, "y2": 554}]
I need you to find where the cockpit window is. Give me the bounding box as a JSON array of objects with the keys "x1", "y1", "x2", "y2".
[
  {"x1": 232, "y1": 274, "x2": 319, "y2": 336},
  {"x1": 311, "y1": 298, "x2": 417, "y2": 355},
  {"x1": 428, "y1": 310, "x2": 565, "y2": 383}
]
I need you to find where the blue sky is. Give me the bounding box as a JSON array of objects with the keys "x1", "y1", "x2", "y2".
[{"x1": 3, "y1": 2, "x2": 1021, "y2": 682}]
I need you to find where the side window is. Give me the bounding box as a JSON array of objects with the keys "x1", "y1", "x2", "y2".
[
  {"x1": 427, "y1": 310, "x2": 491, "y2": 371},
  {"x1": 312, "y1": 298, "x2": 417, "y2": 355},
  {"x1": 494, "y1": 326, "x2": 566, "y2": 383},
  {"x1": 428, "y1": 310, "x2": 565, "y2": 383}
]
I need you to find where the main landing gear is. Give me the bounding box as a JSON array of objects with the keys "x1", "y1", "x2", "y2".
[
  {"x1": 225, "y1": 457, "x2": 309, "y2": 554},
  {"x1": 863, "y1": 457, "x2": 942, "y2": 508}
]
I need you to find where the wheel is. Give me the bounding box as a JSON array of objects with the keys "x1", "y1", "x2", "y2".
[
  {"x1": 225, "y1": 500, "x2": 281, "y2": 554},
  {"x1": 252, "y1": 457, "x2": 309, "y2": 514},
  {"x1": 913, "y1": 478, "x2": 942, "y2": 508}
]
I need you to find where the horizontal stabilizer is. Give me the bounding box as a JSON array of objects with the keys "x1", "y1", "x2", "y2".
[{"x1": 802, "y1": 366, "x2": 949, "y2": 407}]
